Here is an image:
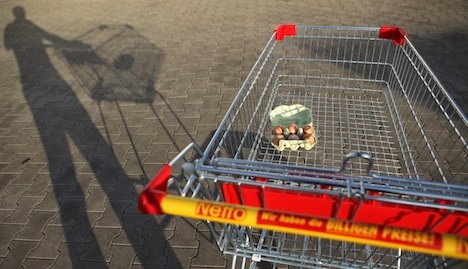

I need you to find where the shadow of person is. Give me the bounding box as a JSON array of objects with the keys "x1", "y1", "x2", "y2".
[{"x1": 4, "y1": 6, "x2": 181, "y2": 268}]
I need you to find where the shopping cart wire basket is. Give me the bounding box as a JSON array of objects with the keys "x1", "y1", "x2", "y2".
[{"x1": 140, "y1": 25, "x2": 468, "y2": 267}]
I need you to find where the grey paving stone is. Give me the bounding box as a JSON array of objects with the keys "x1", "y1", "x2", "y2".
[
  {"x1": 28, "y1": 225, "x2": 65, "y2": 259},
  {"x1": 22, "y1": 258, "x2": 56, "y2": 269},
  {"x1": 124, "y1": 152, "x2": 150, "y2": 177},
  {"x1": 0, "y1": 145, "x2": 25, "y2": 165},
  {"x1": 33, "y1": 189, "x2": 59, "y2": 212},
  {"x1": 146, "y1": 143, "x2": 173, "y2": 164},
  {"x1": 0, "y1": 240, "x2": 38, "y2": 269},
  {"x1": 94, "y1": 164, "x2": 124, "y2": 184},
  {"x1": 196, "y1": 221, "x2": 224, "y2": 233},
  {"x1": 205, "y1": 84, "x2": 223, "y2": 97},
  {"x1": 15, "y1": 211, "x2": 56, "y2": 241},
  {"x1": 108, "y1": 181, "x2": 137, "y2": 201},
  {"x1": 171, "y1": 134, "x2": 196, "y2": 151},
  {"x1": 165, "y1": 247, "x2": 198, "y2": 269},
  {"x1": 68, "y1": 176, "x2": 95, "y2": 199},
  {"x1": 112, "y1": 130, "x2": 142, "y2": 147},
  {"x1": 22, "y1": 174, "x2": 51, "y2": 197},
  {"x1": 132, "y1": 229, "x2": 172, "y2": 266},
  {"x1": 16, "y1": 139, "x2": 42, "y2": 156},
  {"x1": 0, "y1": 210, "x2": 14, "y2": 224},
  {"x1": 132, "y1": 135, "x2": 156, "y2": 153},
  {"x1": 94, "y1": 200, "x2": 131, "y2": 228},
  {"x1": 166, "y1": 218, "x2": 199, "y2": 249},
  {"x1": 176, "y1": 115, "x2": 200, "y2": 133},
  {"x1": 0, "y1": 224, "x2": 25, "y2": 257},
  {"x1": 53, "y1": 183, "x2": 85, "y2": 201},
  {"x1": 112, "y1": 213, "x2": 152, "y2": 246},
  {"x1": 2, "y1": 197, "x2": 43, "y2": 225},
  {"x1": 9, "y1": 163, "x2": 44, "y2": 185},
  {"x1": 186, "y1": 90, "x2": 206, "y2": 105},
  {"x1": 85, "y1": 186, "x2": 108, "y2": 212},
  {"x1": 74, "y1": 261, "x2": 108, "y2": 269},
  {"x1": 46, "y1": 198, "x2": 82, "y2": 227},
  {"x1": 0, "y1": 164, "x2": 7, "y2": 172},
  {"x1": 137, "y1": 119, "x2": 163, "y2": 136},
  {"x1": 0, "y1": 184, "x2": 29, "y2": 210},
  {"x1": 52, "y1": 242, "x2": 90, "y2": 269},
  {"x1": 65, "y1": 211, "x2": 103, "y2": 243},
  {"x1": 85, "y1": 153, "x2": 121, "y2": 168},
  {"x1": 167, "y1": 98, "x2": 187, "y2": 113},
  {"x1": 195, "y1": 129, "x2": 217, "y2": 147},
  {"x1": 131, "y1": 264, "x2": 165, "y2": 269},
  {"x1": 80, "y1": 228, "x2": 121, "y2": 262},
  {"x1": 152, "y1": 130, "x2": 177, "y2": 146},
  {"x1": 190, "y1": 231, "x2": 226, "y2": 268},
  {"x1": 122, "y1": 198, "x2": 143, "y2": 215},
  {"x1": 0, "y1": 174, "x2": 16, "y2": 195},
  {"x1": 108, "y1": 245, "x2": 135, "y2": 269},
  {"x1": 129, "y1": 112, "x2": 152, "y2": 126},
  {"x1": 151, "y1": 215, "x2": 175, "y2": 231},
  {"x1": 97, "y1": 119, "x2": 123, "y2": 135}
]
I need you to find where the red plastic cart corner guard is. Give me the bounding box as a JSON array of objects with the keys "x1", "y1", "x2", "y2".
[
  {"x1": 379, "y1": 26, "x2": 407, "y2": 46},
  {"x1": 138, "y1": 164, "x2": 171, "y2": 214},
  {"x1": 275, "y1": 24, "x2": 297, "y2": 41}
]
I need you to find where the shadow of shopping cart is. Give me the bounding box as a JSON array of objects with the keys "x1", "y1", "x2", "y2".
[{"x1": 56, "y1": 24, "x2": 163, "y2": 103}]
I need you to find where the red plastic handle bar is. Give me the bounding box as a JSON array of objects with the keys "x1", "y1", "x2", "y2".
[
  {"x1": 140, "y1": 193, "x2": 468, "y2": 260},
  {"x1": 379, "y1": 26, "x2": 407, "y2": 46},
  {"x1": 138, "y1": 164, "x2": 171, "y2": 214},
  {"x1": 276, "y1": 24, "x2": 297, "y2": 41}
]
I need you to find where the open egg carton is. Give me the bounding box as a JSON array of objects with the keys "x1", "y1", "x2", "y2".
[{"x1": 269, "y1": 104, "x2": 317, "y2": 151}]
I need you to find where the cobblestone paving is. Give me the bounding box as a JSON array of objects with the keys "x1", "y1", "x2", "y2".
[{"x1": 0, "y1": 0, "x2": 467, "y2": 268}]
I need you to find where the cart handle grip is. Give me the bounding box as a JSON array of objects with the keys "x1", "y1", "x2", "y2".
[
  {"x1": 138, "y1": 142, "x2": 202, "y2": 215},
  {"x1": 379, "y1": 26, "x2": 407, "y2": 46},
  {"x1": 275, "y1": 24, "x2": 297, "y2": 41},
  {"x1": 340, "y1": 152, "x2": 373, "y2": 175},
  {"x1": 138, "y1": 163, "x2": 171, "y2": 214}
]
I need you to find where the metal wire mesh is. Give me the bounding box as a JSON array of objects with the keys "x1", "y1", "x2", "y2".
[
  {"x1": 256, "y1": 88, "x2": 405, "y2": 177},
  {"x1": 221, "y1": 225, "x2": 438, "y2": 269}
]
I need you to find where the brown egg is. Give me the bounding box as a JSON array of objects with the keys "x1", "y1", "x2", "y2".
[
  {"x1": 308, "y1": 134, "x2": 316, "y2": 144},
  {"x1": 303, "y1": 125, "x2": 314, "y2": 135},
  {"x1": 272, "y1": 137, "x2": 282, "y2": 146},
  {"x1": 275, "y1": 134, "x2": 285, "y2": 139},
  {"x1": 288, "y1": 134, "x2": 299, "y2": 140},
  {"x1": 272, "y1": 126, "x2": 283, "y2": 135},
  {"x1": 288, "y1": 123, "x2": 297, "y2": 134},
  {"x1": 302, "y1": 133, "x2": 312, "y2": 140}
]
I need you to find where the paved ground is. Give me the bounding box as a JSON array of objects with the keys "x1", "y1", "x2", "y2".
[{"x1": 0, "y1": 0, "x2": 467, "y2": 268}]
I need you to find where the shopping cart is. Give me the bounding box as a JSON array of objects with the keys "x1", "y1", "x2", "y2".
[{"x1": 139, "y1": 25, "x2": 468, "y2": 268}]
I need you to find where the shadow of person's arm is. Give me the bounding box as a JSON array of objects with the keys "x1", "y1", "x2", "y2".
[
  {"x1": 43, "y1": 31, "x2": 85, "y2": 49},
  {"x1": 43, "y1": 32, "x2": 69, "y2": 46},
  {"x1": 36, "y1": 24, "x2": 89, "y2": 50}
]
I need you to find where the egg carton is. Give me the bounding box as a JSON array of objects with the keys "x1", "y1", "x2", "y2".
[{"x1": 269, "y1": 104, "x2": 317, "y2": 151}]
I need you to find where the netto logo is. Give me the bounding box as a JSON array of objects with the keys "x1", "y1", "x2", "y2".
[{"x1": 196, "y1": 202, "x2": 246, "y2": 221}]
